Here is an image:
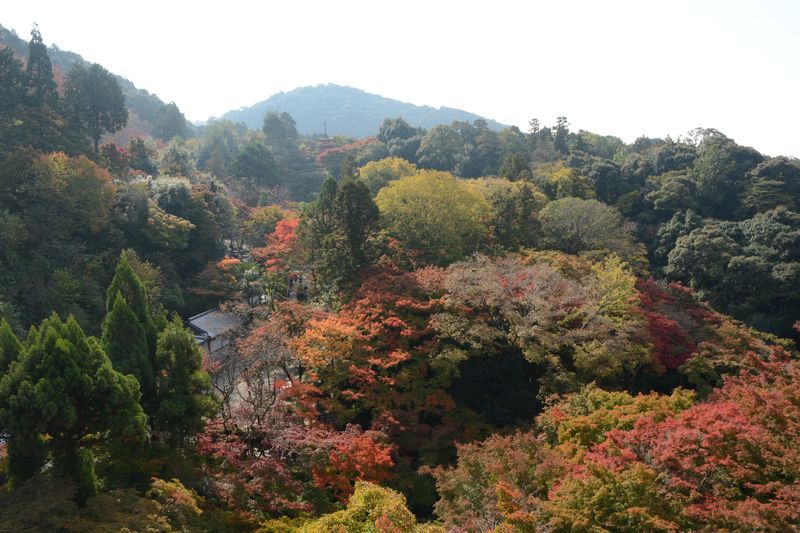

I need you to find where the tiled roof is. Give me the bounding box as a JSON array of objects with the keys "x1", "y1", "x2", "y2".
[{"x1": 187, "y1": 308, "x2": 241, "y2": 339}]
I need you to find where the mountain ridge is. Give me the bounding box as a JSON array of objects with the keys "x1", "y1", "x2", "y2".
[{"x1": 220, "y1": 83, "x2": 507, "y2": 138}]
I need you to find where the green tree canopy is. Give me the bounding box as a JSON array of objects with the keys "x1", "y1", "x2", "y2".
[
  {"x1": 466, "y1": 177, "x2": 547, "y2": 250},
  {"x1": 741, "y1": 157, "x2": 800, "y2": 214},
  {"x1": 377, "y1": 117, "x2": 417, "y2": 144},
  {"x1": 693, "y1": 135, "x2": 763, "y2": 218},
  {"x1": 333, "y1": 178, "x2": 379, "y2": 265},
  {"x1": 262, "y1": 111, "x2": 298, "y2": 146},
  {"x1": 231, "y1": 138, "x2": 279, "y2": 187},
  {"x1": 357, "y1": 156, "x2": 418, "y2": 196},
  {"x1": 539, "y1": 197, "x2": 642, "y2": 264},
  {"x1": 155, "y1": 102, "x2": 187, "y2": 141},
  {"x1": 0, "y1": 318, "x2": 22, "y2": 376},
  {"x1": 153, "y1": 316, "x2": 217, "y2": 446},
  {"x1": 0, "y1": 314, "x2": 146, "y2": 502},
  {"x1": 102, "y1": 292, "x2": 153, "y2": 406},
  {"x1": 416, "y1": 125, "x2": 460, "y2": 171},
  {"x1": 64, "y1": 62, "x2": 128, "y2": 153},
  {"x1": 0, "y1": 48, "x2": 26, "y2": 118},
  {"x1": 25, "y1": 25, "x2": 58, "y2": 108}
]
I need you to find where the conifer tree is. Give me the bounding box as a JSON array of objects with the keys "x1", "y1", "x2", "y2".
[
  {"x1": 103, "y1": 251, "x2": 159, "y2": 410},
  {"x1": 0, "y1": 319, "x2": 22, "y2": 374},
  {"x1": 0, "y1": 48, "x2": 26, "y2": 119},
  {"x1": 0, "y1": 314, "x2": 146, "y2": 502},
  {"x1": 102, "y1": 292, "x2": 153, "y2": 406},
  {"x1": 309, "y1": 176, "x2": 338, "y2": 241},
  {"x1": 106, "y1": 250, "x2": 157, "y2": 347},
  {"x1": 63, "y1": 62, "x2": 128, "y2": 153},
  {"x1": 153, "y1": 316, "x2": 217, "y2": 446},
  {"x1": 305, "y1": 176, "x2": 379, "y2": 289},
  {"x1": 25, "y1": 25, "x2": 58, "y2": 108},
  {"x1": 334, "y1": 178, "x2": 378, "y2": 260}
]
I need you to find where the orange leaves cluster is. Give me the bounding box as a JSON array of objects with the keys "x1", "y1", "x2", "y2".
[
  {"x1": 293, "y1": 315, "x2": 368, "y2": 368},
  {"x1": 216, "y1": 256, "x2": 241, "y2": 271},
  {"x1": 252, "y1": 217, "x2": 302, "y2": 272}
]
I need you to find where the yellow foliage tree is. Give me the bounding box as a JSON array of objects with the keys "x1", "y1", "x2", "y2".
[
  {"x1": 357, "y1": 156, "x2": 418, "y2": 196},
  {"x1": 375, "y1": 171, "x2": 491, "y2": 265},
  {"x1": 259, "y1": 482, "x2": 443, "y2": 533}
]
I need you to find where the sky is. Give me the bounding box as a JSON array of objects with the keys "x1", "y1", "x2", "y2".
[{"x1": 3, "y1": 0, "x2": 799, "y2": 156}]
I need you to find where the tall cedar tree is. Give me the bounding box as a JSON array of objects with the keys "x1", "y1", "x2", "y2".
[
  {"x1": 306, "y1": 176, "x2": 379, "y2": 288},
  {"x1": 231, "y1": 139, "x2": 279, "y2": 187},
  {"x1": 25, "y1": 25, "x2": 58, "y2": 108},
  {"x1": 105, "y1": 251, "x2": 156, "y2": 344},
  {"x1": 0, "y1": 48, "x2": 26, "y2": 119},
  {"x1": 102, "y1": 252, "x2": 158, "y2": 409},
  {"x1": 333, "y1": 177, "x2": 379, "y2": 266},
  {"x1": 102, "y1": 292, "x2": 153, "y2": 407},
  {"x1": 64, "y1": 62, "x2": 128, "y2": 153},
  {"x1": 153, "y1": 316, "x2": 217, "y2": 447}
]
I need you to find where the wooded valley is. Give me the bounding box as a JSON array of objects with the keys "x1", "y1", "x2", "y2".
[{"x1": 1, "y1": 26, "x2": 799, "y2": 532}]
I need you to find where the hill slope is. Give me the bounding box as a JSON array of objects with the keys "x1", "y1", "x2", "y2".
[
  {"x1": 221, "y1": 83, "x2": 507, "y2": 138},
  {"x1": 0, "y1": 23, "x2": 175, "y2": 142}
]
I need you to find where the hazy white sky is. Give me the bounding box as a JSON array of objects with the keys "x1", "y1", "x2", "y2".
[{"x1": 3, "y1": 1, "x2": 799, "y2": 156}]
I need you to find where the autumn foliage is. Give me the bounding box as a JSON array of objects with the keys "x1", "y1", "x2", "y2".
[
  {"x1": 4, "y1": 30, "x2": 797, "y2": 532},
  {"x1": 432, "y1": 348, "x2": 800, "y2": 531}
]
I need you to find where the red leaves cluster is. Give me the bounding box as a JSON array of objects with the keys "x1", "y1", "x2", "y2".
[
  {"x1": 312, "y1": 427, "x2": 395, "y2": 502},
  {"x1": 644, "y1": 312, "x2": 696, "y2": 369},
  {"x1": 252, "y1": 217, "x2": 301, "y2": 272},
  {"x1": 434, "y1": 348, "x2": 800, "y2": 530},
  {"x1": 197, "y1": 301, "x2": 398, "y2": 519},
  {"x1": 572, "y1": 347, "x2": 800, "y2": 530},
  {"x1": 198, "y1": 395, "x2": 395, "y2": 517},
  {"x1": 636, "y1": 278, "x2": 702, "y2": 369},
  {"x1": 315, "y1": 137, "x2": 378, "y2": 165},
  {"x1": 291, "y1": 266, "x2": 467, "y2": 460},
  {"x1": 197, "y1": 417, "x2": 310, "y2": 515}
]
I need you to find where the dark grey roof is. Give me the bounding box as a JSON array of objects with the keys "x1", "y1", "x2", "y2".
[{"x1": 187, "y1": 308, "x2": 241, "y2": 339}]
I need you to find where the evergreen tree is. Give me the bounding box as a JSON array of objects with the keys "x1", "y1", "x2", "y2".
[
  {"x1": 25, "y1": 25, "x2": 58, "y2": 108},
  {"x1": 155, "y1": 102, "x2": 186, "y2": 141},
  {"x1": 334, "y1": 177, "x2": 379, "y2": 265},
  {"x1": 0, "y1": 318, "x2": 22, "y2": 374},
  {"x1": 0, "y1": 48, "x2": 26, "y2": 119},
  {"x1": 106, "y1": 250, "x2": 153, "y2": 334},
  {"x1": 306, "y1": 176, "x2": 338, "y2": 249},
  {"x1": 231, "y1": 139, "x2": 279, "y2": 187},
  {"x1": 262, "y1": 111, "x2": 297, "y2": 147},
  {"x1": 103, "y1": 251, "x2": 159, "y2": 409},
  {"x1": 16, "y1": 26, "x2": 82, "y2": 153},
  {"x1": 554, "y1": 116, "x2": 569, "y2": 153},
  {"x1": 340, "y1": 153, "x2": 359, "y2": 180},
  {"x1": 63, "y1": 62, "x2": 128, "y2": 153},
  {"x1": 102, "y1": 292, "x2": 153, "y2": 406},
  {"x1": 0, "y1": 314, "x2": 146, "y2": 502},
  {"x1": 128, "y1": 137, "x2": 157, "y2": 174},
  {"x1": 305, "y1": 176, "x2": 379, "y2": 288},
  {"x1": 153, "y1": 316, "x2": 217, "y2": 446}
]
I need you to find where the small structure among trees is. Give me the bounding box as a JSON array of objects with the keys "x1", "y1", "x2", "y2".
[{"x1": 186, "y1": 308, "x2": 242, "y2": 356}]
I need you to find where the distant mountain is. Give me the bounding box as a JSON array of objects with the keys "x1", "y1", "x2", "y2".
[
  {"x1": 0, "y1": 23, "x2": 179, "y2": 143},
  {"x1": 221, "y1": 84, "x2": 507, "y2": 138}
]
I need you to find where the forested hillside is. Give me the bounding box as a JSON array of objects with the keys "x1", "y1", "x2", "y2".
[
  {"x1": 221, "y1": 83, "x2": 506, "y2": 137},
  {"x1": 1, "y1": 25, "x2": 799, "y2": 532},
  {"x1": 0, "y1": 23, "x2": 192, "y2": 144}
]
